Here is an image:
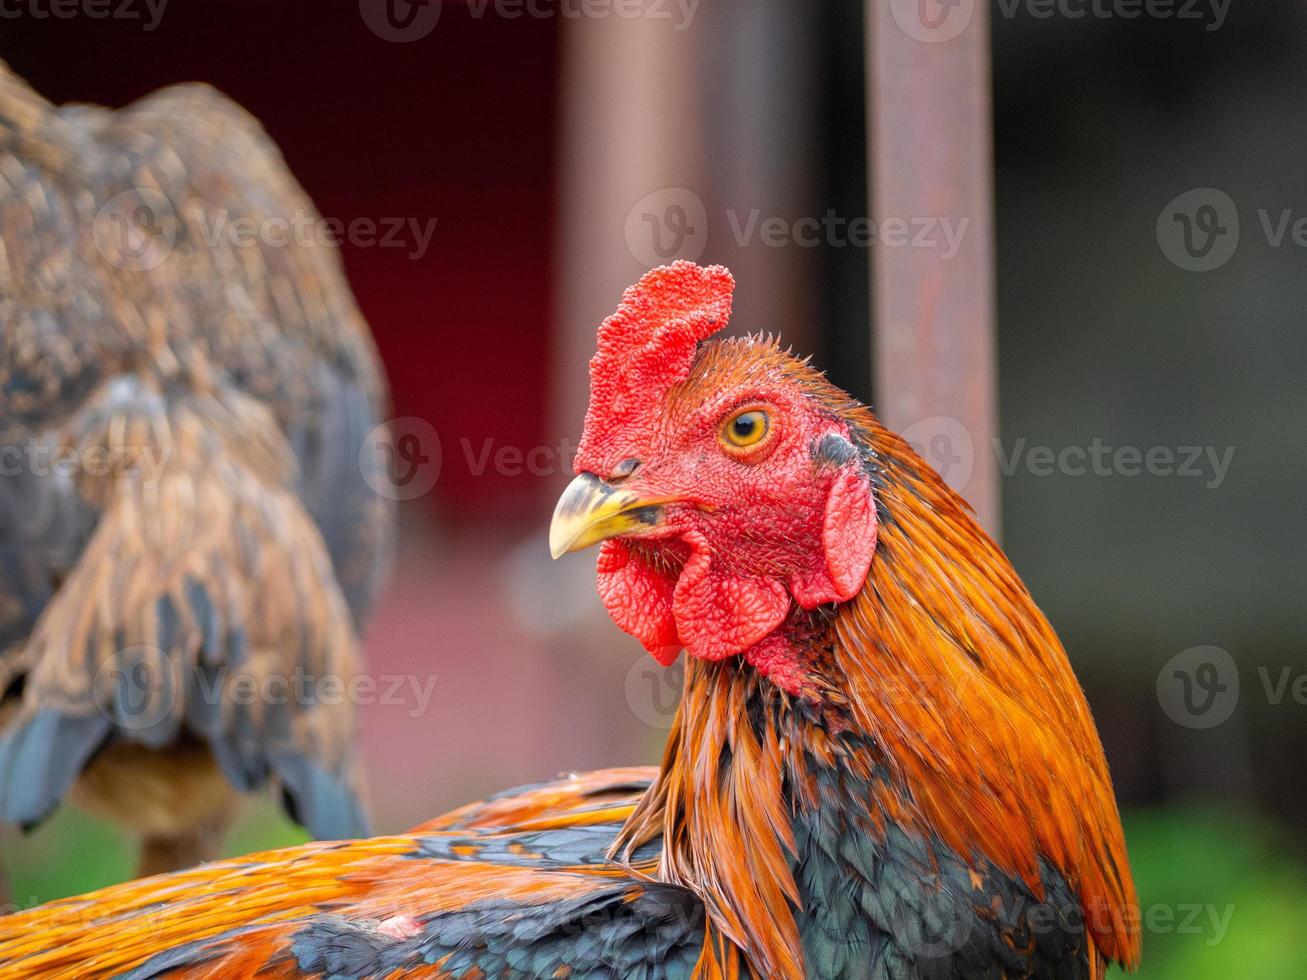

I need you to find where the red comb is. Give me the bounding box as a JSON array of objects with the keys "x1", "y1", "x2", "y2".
[{"x1": 574, "y1": 261, "x2": 735, "y2": 476}]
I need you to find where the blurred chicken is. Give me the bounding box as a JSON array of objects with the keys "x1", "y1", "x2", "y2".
[
  {"x1": 0, "y1": 263, "x2": 1137, "y2": 978},
  {"x1": 0, "y1": 64, "x2": 393, "y2": 888}
]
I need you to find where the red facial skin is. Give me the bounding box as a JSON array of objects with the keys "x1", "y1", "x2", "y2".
[
  {"x1": 571, "y1": 262, "x2": 876, "y2": 694},
  {"x1": 577, "y1": 336, "x2": 877, "y2": 695}
]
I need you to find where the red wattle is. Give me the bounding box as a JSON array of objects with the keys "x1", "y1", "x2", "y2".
[
  {"x1": 671, "y1": 531, "x2": 791, "y2": 661},
  {"x1": 596, "y1": 540, "x2": 681, "y2": 664}
]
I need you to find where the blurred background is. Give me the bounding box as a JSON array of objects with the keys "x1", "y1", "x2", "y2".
[{"x1": 2, "y1": 2, "x2": 1305, "y2": 976}]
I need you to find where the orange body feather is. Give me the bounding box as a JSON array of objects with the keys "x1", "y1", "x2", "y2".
[{"x1": 0, "y1": 771, "x2": 662, "y2": 978}]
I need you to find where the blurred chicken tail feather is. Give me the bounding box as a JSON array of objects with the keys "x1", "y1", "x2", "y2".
[
  {"x1": 0, "y1": 709, "x2": 109, "y2": 830},
  {"x1": 272, "y1": 753, "x2": 369, "y2": 841},
  {"x1": 0, "y1": 62, "x2": 392, "y2": 873},
  {"x1": 2, "y1": 382, "x2": 371, "y2": 840}
]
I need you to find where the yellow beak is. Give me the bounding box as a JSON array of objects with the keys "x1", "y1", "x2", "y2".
[{"x1": 548, "y1": 473, "x2": 670, "y2": 559}]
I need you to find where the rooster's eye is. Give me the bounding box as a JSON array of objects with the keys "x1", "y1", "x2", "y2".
[{"x1": 720, "y1": 408, "x2": 774, "y2": 460}]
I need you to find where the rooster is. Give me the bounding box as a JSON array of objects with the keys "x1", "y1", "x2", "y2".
[
  {"x1": 0, "y1": 65, "x2": 392, "y2": 885},
  {"x1": 0, "y1": 262, "x2": 1138, "y2": 978}
]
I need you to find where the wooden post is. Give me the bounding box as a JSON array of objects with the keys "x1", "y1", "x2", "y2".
[
  {"x1": 866, "y1": 0, "x2": 1000, "y2": 534},
  {"x1": 550, "y1": 11, "x2": 706, "y2": 452}
]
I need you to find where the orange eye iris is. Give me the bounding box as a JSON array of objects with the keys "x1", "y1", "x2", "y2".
[{"x1": 720, "y1": 408, "x2": 774, "y2": 459}]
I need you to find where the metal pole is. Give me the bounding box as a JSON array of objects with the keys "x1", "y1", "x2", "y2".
[{"x1": 866, "y1": 0, "x2": 1000, "y2": 534}]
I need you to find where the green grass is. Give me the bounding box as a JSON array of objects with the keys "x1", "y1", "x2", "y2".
[
  {"x1": 4, "y1": 800, "x2": 1304, "y2": 978},
  {"x1": 1119, "y1": 807, "x2": 1307, "y2": 979}
]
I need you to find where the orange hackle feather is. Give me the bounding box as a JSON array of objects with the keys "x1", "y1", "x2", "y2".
[
  {"x1": 614, "y1": 663, "x2": 802, "y2": 978},
  {"x1": 838, "y1": 414, "x2": 1140, "y2": 970}
]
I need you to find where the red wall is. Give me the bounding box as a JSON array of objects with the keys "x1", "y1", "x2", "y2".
[{"x1": 3, "y1": 0, "x2": 560, "y2": 519}]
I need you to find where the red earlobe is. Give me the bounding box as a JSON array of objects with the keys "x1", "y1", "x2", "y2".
[
  {"x1": 790, "y1": 464, "x2": 877, "y2": 608},
  {"x1": 823, "y1": 465, "x2": 877, "y2": 600}
]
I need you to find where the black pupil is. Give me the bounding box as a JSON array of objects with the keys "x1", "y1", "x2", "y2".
[{"x1": 733, "y1": 414, "x2": 758, "y2": 439}]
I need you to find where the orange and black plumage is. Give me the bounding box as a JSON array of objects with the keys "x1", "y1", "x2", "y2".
[
  {"x1": 0, "y1": 64, "x2": 393, "y2": 880},
  {"x1": 0, "y1": 262, "x2": 1137, "y2": 977}
]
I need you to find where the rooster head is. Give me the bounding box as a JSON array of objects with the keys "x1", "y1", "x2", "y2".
[{"x1": 550, "y1": 261, "x2": 877, "y2": 692}]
